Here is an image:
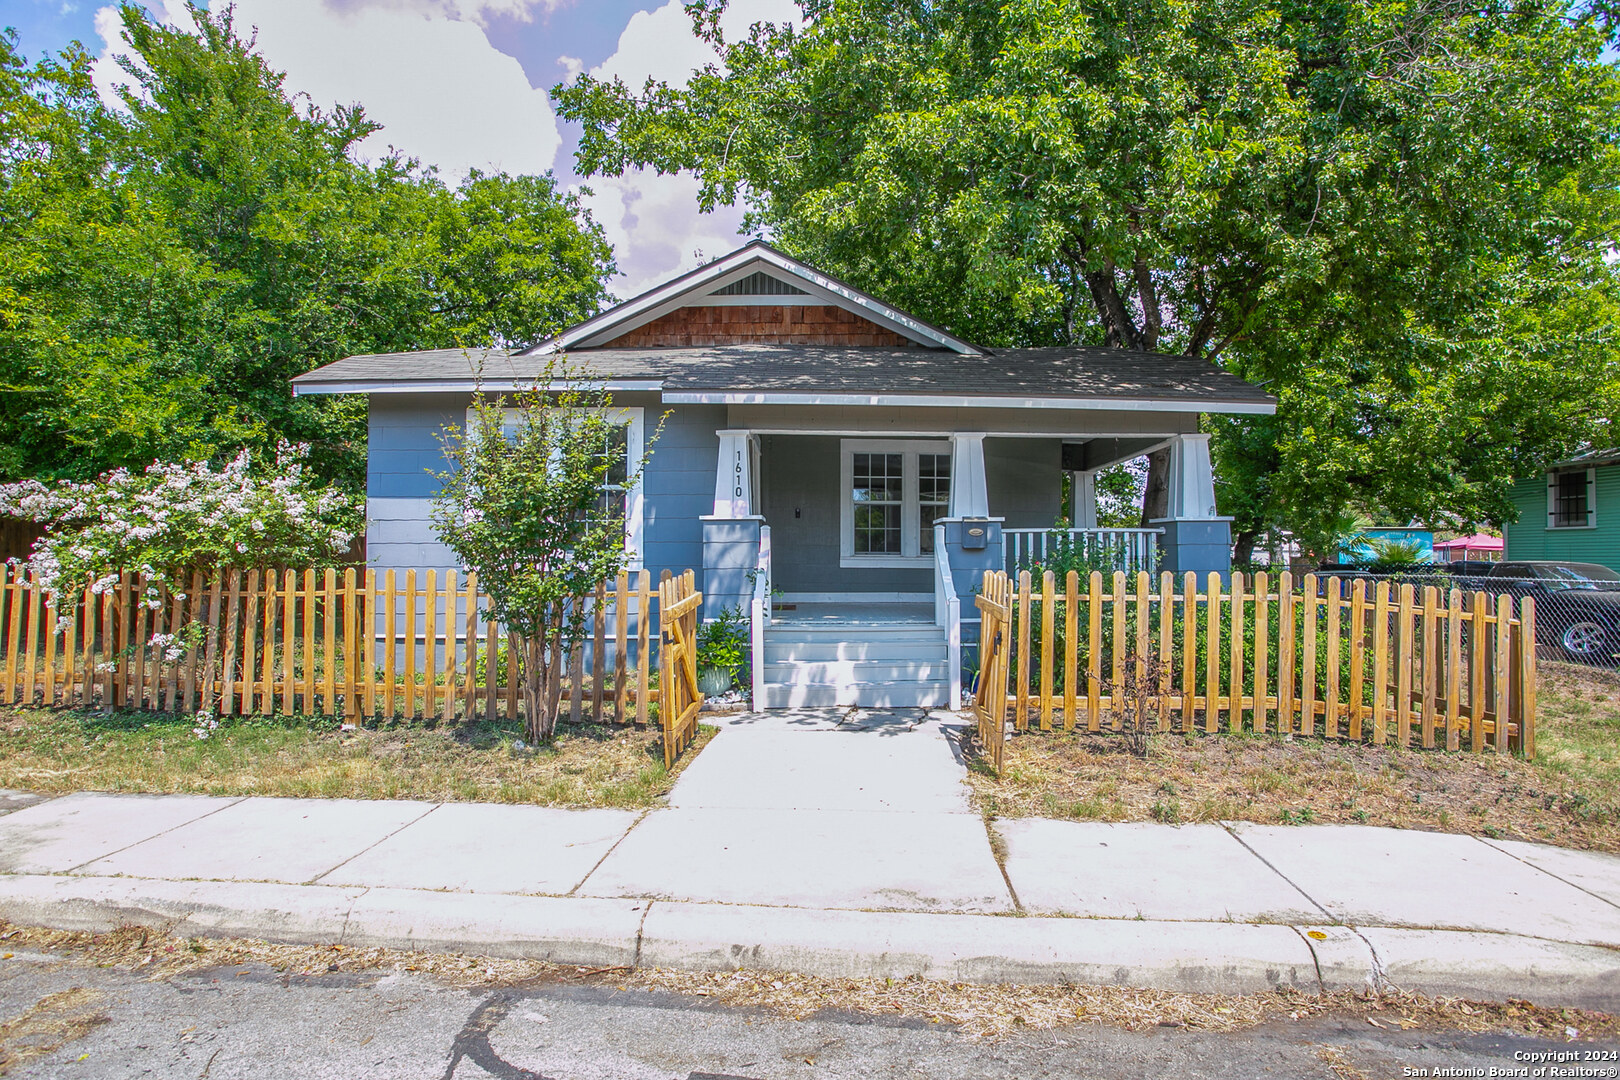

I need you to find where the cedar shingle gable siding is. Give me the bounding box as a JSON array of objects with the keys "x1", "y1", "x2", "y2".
[{"x1": 599, "y1": 305, "x2": 919, "y2": 348}]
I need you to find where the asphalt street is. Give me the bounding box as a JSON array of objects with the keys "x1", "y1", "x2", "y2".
[{"x1": 2, "y1": 947, "x2": 1616, "y2": 1080}]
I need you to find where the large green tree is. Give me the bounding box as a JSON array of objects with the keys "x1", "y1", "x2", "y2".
[
  {"x1": 1, "y1": 5, "x2": 616, "y2": 488},
  {"x1": 557, "y1": 0, "x2": 1620, "y2": 553}
]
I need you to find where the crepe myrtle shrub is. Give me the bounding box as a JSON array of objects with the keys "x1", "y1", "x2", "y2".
[
  {"x1": 432, "y1": 374, "x2": 661, "y2": 743},
  {"x1": 0, "y1": 443, "x2": 361, "y2": 613}
]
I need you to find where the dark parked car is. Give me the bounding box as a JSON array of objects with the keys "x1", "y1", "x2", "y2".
[{"x1": 1459, "y1": 561, "x2": 1620, "y2": 664}]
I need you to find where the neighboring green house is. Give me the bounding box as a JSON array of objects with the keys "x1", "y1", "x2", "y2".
[{"x1": 1504, "y1": 450, "x2": 1620, "y2": 568}]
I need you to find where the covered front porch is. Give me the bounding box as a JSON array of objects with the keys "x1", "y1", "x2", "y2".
[{"x1": 693, "y1": 414, "x2": 1233, "y2": 708}]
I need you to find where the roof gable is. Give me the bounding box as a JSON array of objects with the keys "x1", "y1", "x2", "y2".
[{"x1": 522, "y1": 241, "x2": 981, "y2": 355}]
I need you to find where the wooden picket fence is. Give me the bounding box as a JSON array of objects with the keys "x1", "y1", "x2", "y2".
[
  {"x1": 657, "y1": 569, "x2": 704, "y2": 768},
  {"x1": 973, "y1": 569, "x2": 1537, "y2": 774},
  {"x1": 0, "y1": 564, "x2": 705, "y2": 739}
]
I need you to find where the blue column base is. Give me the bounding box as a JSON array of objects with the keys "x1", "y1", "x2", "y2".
[
  {"x1": 1149, "y1": 518, "x2": 1233, "y2": 580},
  {"x1": 701, "y1": 516, "x2": 763, "y2": 622},
  {"x1": 939, "y1": 517, "x2": 1003, "y2": 684}
]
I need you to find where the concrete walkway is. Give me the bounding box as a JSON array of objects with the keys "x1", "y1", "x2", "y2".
[{"x1": 0, "y1": 708, "x2": 1618, "y2": 1009}]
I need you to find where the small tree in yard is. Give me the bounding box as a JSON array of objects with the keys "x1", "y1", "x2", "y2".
[{"x1": 432, "y1": 369, "x2": 658, "y2": 742}]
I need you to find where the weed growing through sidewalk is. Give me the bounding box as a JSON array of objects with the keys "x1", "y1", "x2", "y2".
[
  {"x1": 0, "y1": 708, "x2": 716, "y2": 808},
  {"x1": 963, "y1": 663, "x2": 1620, "y2": 852},
  {"x1": 0, "y1": 921, "x2": 1614, "y2": 1045}
]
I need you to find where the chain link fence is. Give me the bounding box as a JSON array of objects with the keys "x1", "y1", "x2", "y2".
[{"x1": 1311, "y1": 561, "x2": 1620, "y2": 668}]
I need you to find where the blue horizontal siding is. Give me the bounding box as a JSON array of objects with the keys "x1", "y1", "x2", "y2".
[{"x1": 365, "y1": 393, "x2": 720, "y2": 581}]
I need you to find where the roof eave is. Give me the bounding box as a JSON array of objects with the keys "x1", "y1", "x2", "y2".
[{"x1": 291, "y1": 378, "x2": 665, "y2": 397}]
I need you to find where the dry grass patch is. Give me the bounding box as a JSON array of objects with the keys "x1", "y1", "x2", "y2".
[
  {"x1": 0, "y1": 921, "x2": 1613, "y2": 1044},
  {"x1": 0, "y1": 708, "x2": 715, "y2": 808},
  {"x1": 965, "y1": 664, "x2": 1620, "y2": 852}
]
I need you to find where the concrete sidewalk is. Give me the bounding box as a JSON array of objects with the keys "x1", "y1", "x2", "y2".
[{"x1": 0, "y1": 709, "x2": 1617, "y2": 1009}]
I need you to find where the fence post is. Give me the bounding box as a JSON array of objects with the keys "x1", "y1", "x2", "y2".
[
  {"x1": 1203, "y1": 572, "x2": 1221, "y2": 733},
  {"x1": 462, "y1": 572, "x2": 478, "y2": 722},
  {"x1": 1371, "y1": 581, "x2": 1390, "y2": 745},
  {"x1": 1469, "y1": 590, "x2": 1487, "y2": 752},
  {"x1": 1037, "y1": 570, "x2": 1054, "y2": 731},
  {"x1": 440, "y1": 570, "x2": 457, "y2": 724},
  {"x1": 1446, "y1": 587, "x2": 1462, "y2": 752},
  {"x1": 3, "y1": 565, "x2": 21, "y2": 706},
  {"x1": 1180, "y1": 571, "x2": 1196, "y2": 731},
  {"x1": 1014, "y1": 570, "x2": 1031, "y2": 731},
  {"x1": 1494, "y1": 593, "x2": 1513, "y2": 753},
  {"x1": 1063, "y1": 570, "x2": 1079, "y2": 731},
  {"x1": 1421, "y1": 585, "x2": 1439, "y2": 749},
  {"x1": 1158, "y1": 570, "x2": 1175, "y2": 731},
  {"x1": 1228, "y1": 572, "x2": 1246, "y2": 732},
  {"x1": 322, "y1": 568, "x2": 338, "y2": 715},
  {"x1": 1301, "y1": 575, "x2": 1318, "y2": 737},
  {"x1": 1348, "y1": 579, "x2": 1367, "y2": 741},
  {"x1": 1324, "y1": 577, "x2": 1341, "y2": 739},
  {"x1": 1396, "y1": 583, "x2": 1414, "y2": 747},
  {"x1": 423, "y1": 569, "x2": 437, "y2": 722},
  {"x1": 637, "y1": 569, "x2": 652, "y2": 726},
  {"x1": 1519, "y1": 596, "x2": 1537, "y2": 759},
  {"x1": 344, "y1": 567, "x2": 359, "y2": 723},
  {"x1": 615, "y1": 573, "x2": 631, "y2": 724},
  {"x1": 1087, "y1": 571, "x2": 1103, "y2": 731}
]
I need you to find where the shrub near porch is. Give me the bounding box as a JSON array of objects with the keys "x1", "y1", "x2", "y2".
[
  {"x1": 0, "y1": 708, "x2": 715, "y2": 808},
  {"x1": 965, "y1": 664, "x2": 1620, "y2": 853}
]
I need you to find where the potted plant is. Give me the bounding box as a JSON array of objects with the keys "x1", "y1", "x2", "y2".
[{"x1": 695, "y1": 606, "x2": 748, "y2": 695}]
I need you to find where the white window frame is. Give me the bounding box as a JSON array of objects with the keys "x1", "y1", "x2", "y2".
[
  {"x1": 1546, "y1": 467, "x2": 1597, "y2": 531},
  {"x1": 839, "y1": 439, "x2": 952, "y2": 568},
  {"x1": 475, "y1": 405, "x2": 646, "y2": 568}
]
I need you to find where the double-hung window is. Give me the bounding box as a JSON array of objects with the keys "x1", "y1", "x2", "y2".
[
  {"x1": 476, "y1": 405, "x2": 646, "y2": 567},
  {"x1": 840, "y1": 440, "x2": 952, "y2": 566}
]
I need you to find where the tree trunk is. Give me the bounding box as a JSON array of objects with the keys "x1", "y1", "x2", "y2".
[
  {"x1": 1140, "y1": 448, "x2": 1170, "y2": 527},
  {"x1": 1232, "y1": 529, "x2": 1259, "y2": 568},
  {"x1": 523, "y1": 634, "x2": 550, "y2": 743}
]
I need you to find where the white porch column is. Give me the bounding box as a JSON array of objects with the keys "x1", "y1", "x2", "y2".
[
  {"x1": 949, "y1": 433, "x2": 989, "y2": 518},
  {"x1": 1166, "y1": 433, "x2": 1219, "y2": 520},
  {"x1": 1072, "y1": 470, "x2": 1098, "y2": 529},
  {"x1": 712, "y1": 429, "x2": 755, "y2": 517}
]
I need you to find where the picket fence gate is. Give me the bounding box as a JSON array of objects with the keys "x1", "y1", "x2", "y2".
[
  {"x1": 973, "y1": 569, "x2": 1537, "y2": 775},
  {"x1": 0, "y1": 565, "x2": 707, "y2": 742}
]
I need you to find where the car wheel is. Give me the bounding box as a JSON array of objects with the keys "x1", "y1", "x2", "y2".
[{"x1": 1561, "y1": 620, "x2": 1611, "y2": 663}]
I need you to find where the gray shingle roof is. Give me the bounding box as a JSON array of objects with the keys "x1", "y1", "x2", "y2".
[{"x1": 291, "y1": 344, "x2": 1274, "y2": 410}]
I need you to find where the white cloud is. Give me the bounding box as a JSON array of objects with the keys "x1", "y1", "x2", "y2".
[
  {"x1": 90, "y1": 2, "x2": 196, "y2": 107},
  {"x1": 91, "y1": 0, "x2": 562, "y2": 183},
  {"x1": 578, "y1": 173, "x2": 750, "y2": 300},
  {"x1": 580, "y1": 0, "x2": 799, "y2": 297},
  {"x1": 324, "y1": 0, "x2": 565, "y2": 29},
  {"x1": 589, "y1": 0, "x2": 799, "y2": 88}
]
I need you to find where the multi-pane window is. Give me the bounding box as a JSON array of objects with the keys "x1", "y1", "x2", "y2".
[
  {"x1": 1552, "y1": 470, "x2": 1590, "y2": 528},
  {"x1": 918, "y1": 454, "x2": 951, "y2": 554},
  {"x1": 842, "y1": 441, "x2": 952, "y2": 564},
  {"x1": 595, "y1": 424, "x2": 631, "y2": 527},
  {"x1": 852, "y1": 452, "x2": 904, "y2": 554},
  {"x1": 479, "y1": 406, "x2": 645, "y2": 565}
]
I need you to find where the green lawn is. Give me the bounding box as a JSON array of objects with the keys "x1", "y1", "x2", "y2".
[
  {"x1": 967, "y1": 662, "x2": 1620, "y2": 852},
  {"x1": 0, "y1": 708, "x2": 714, "y2": 808}
]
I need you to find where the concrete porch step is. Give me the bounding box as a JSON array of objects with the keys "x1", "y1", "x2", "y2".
[
  {"x1": 763, "y1": 660, "x2": 953, "y2": 684},
  {"x1": 755, "y1": 681, "x2": 952, "y2": 709},
  {"x1": 763, "y1": 639, "x2": 946, "y2": 662}
]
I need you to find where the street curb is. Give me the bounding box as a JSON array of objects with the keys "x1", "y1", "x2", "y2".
[{"x1": 2, "y1": 874, "x2": 1618, "y2": 1008}]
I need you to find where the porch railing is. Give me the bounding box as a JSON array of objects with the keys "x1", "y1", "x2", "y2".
[
  {"x1": 933, "y1": 523, "x2": 962, "y2": 706},
  {"x1": 749, "y1": 524, "x2": 772, "y2": 704},
  {"x1": 1004, "y1": 527, "x2": 1163, "y2": 575}
]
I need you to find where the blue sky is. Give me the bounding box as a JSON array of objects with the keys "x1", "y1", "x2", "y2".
[{"x1": 6, "y1": 0, "x2": 801, "y2": 296}]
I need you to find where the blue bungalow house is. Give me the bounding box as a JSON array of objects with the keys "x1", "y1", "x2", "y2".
[{"x1": 292, "y1": 242, "x2": 1274, "y2": 708}]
